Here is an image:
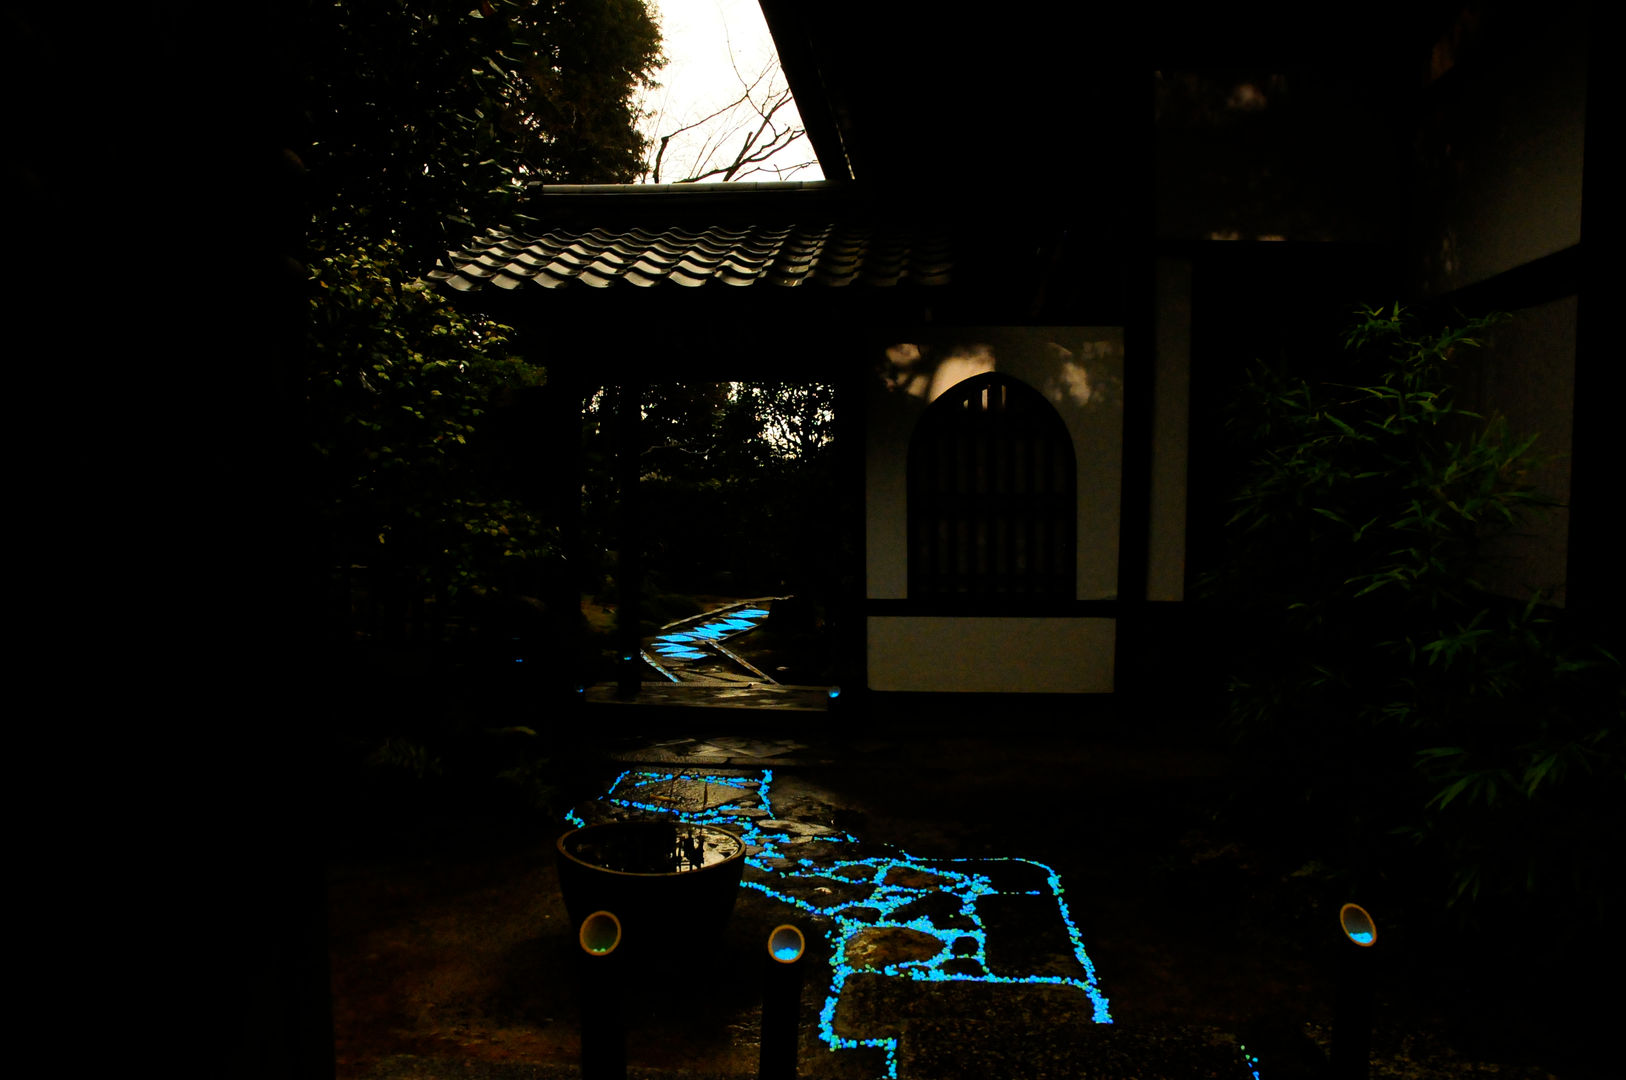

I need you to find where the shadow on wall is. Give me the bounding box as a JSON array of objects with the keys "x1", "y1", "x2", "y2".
[{"x1": 866, "y1": 327, "x2": 1125, "y2": 603}]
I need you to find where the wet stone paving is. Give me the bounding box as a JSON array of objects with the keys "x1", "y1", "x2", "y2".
[
  {"x1": 641, "y1": 602, "x2": 779, "y2": 686},
  {"x1": 566, "y1": 768, "x2": 1116, "y2": 1079}
]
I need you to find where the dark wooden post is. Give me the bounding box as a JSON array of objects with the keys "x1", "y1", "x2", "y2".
[
  {"x1": 615, "y1": 381, "x2": 645, "y2": 697},
  {"x1": 832, "y1": 362, "x2": 868, "y2": 720},
  {"x1": 541, "y1": 369, "x2": 587, "y2": 702}
]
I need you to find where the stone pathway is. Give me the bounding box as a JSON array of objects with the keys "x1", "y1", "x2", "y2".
[
  {"x1": 584, "y1": 683, "x2": 835, "y2": 712},
  {"x1": 563, "y1": 768, "x2": 1216, "y2": 1080},
  {"x1": 605, "y1": 734, "x2": 836, "y2": 766}
]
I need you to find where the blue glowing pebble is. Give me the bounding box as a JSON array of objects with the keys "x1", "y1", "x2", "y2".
[
  {"x1": 774, "y1": 945, "x2": 801, "y2": 961},
  {"x1": 1349, "y1": 930, "x2": 1374, "y2": 944}
]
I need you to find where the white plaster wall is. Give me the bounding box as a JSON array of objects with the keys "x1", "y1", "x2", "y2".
[
  {"x1": 1411, "y1": 4, "x2": 1587, "y2": 295},
  {"x1": 867, "y1": 617, "x2": 1116, "y2": 693},
  {"x1": 865, "y1": 328, "x2": 1125, "y2": 600}
]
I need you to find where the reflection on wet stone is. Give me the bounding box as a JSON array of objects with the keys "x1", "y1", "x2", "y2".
[
  {"x1": 882, "y1": 866, "x2": 953, "y2": 889},
  {"x1": 777, "y1": 875, "x2": 874, "y2": 909},
  {"x1": 844, "y1": 927, "x2": 945, "y2": 971},
  {"x1": 786, "y1": 840, "x2": 844, "y2": 863},
  {"x1": 629, "y1": 777, "x2": 750, "y2": 813},
  {"x1": 758, "y1": 819, "x2": 839, "y2": 836}
]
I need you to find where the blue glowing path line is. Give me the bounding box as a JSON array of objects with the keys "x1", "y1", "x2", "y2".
[
  {"x1": 642, "y1": 601, "x2": 784, "y2": 684},
  {"x1": 578, "y1": 767, "x2": 1112, "y2": 1080}
]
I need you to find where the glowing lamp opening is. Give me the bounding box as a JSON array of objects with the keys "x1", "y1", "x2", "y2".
[
  {"x1": 579, "y1": 910, "x2": 622, "y2": 955},
  {"x1": 768, "y1": 924, "x2": 806, "y2": 963},
  {"x1": 1339, "y1": 902, "x2": 1376, "y2": 947}
]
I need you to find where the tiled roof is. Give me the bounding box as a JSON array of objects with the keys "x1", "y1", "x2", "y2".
[{"x1": 428, "y1": 222, "x2": 952, "y2": 291}]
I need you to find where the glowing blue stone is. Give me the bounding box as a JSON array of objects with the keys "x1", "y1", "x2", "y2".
[
  {"x1": 774, "y1": 945, "x2": 800, "y2": 961},
  {"x1": 1349, "y1": 930, "x2": 1374, "y2": 944}
]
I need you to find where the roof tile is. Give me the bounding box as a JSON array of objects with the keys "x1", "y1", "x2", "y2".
[{"x1": 431, "y1": 222, "x2": 950, "y2": 292}]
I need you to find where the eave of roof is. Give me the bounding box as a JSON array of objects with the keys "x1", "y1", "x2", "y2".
[
  {"x1": 430, "y1": 220, "x2": 951, "y2": 291},
  {"x1": 430, "y1": 183, "x2": 952, "y2": 292}
]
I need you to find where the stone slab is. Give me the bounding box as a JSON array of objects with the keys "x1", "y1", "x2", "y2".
[
  {"x1": 899, "y1": 1019, "x2": 1257, "y2": 1080},
  {"x1": 833, "y1": 973, "x2": 1100, "y2": 1041}
]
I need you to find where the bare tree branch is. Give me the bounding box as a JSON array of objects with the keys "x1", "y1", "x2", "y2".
[{"x1": 640, "y1": 54, "x2": 814, "y2": 184}]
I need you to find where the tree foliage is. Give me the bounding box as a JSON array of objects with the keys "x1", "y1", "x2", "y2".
[
  {"x1": 580, "y1": 382, "x2": 838, "y2": 604},
  {"x1": 307, "y1": 0, "x2": 662, "y2": 271},
  {"x1": 303, "y1": 1, "x2": 663, "y2": 646},
  {"x1": 308, "y1": 235, "x2": 552, "y2": 597}
]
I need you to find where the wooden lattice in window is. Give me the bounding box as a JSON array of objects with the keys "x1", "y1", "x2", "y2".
[{"x1": 907, "y1": 373, "x2": 1077, "y2": 599}]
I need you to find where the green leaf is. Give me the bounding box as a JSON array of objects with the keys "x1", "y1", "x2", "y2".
[{"x1": 1429, "y1": 775, "x2": 1474, "y2": 810}]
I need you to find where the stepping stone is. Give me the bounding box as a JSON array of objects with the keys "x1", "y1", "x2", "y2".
[
  {"x1": 708, "y1": 737, "x2": 807, "y2": 758},
  {"x1": 899, "y1": 1019, "x2": 1256, "y2": 1080},
  {"x1": 843, "y1": 927, "x2": 945, "y2": 971},
  {"x1": 775, "y1": 874, "x2": 875, "y2": 910},
  {"x1": 627, "y1": 777, "x2": 750, "y2": 813},
  {"x1": 833, "y1": 974, "x2": 1099, "y2": 1041},
  {"x1": 758, "y1": 819, "x2": 838, "y2": 836},
  {"x1": 883, "y1": 866, "x2": 954, "y2": 890},
  {"x1": 789, "y1": 840, "x2": 847, "y2": 863},
  {"x1": 976, "y1": 893, "x2": 1089, "y2": 980},
  {"x1": 925, "y1": 857, "x2": 1051, "y2": 892}
]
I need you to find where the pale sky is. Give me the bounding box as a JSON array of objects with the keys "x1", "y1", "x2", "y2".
[{"x1": 638, "y1": 0, "x2": 824, "y2": 182}]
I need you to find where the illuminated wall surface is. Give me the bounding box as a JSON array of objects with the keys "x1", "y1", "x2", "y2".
[
  {"x1": 865, "y1": 328, "x2": 1125, "y2": 601},
  {"x1": 568, "y1": 769, "x2": 1116, "y2": 1079}
]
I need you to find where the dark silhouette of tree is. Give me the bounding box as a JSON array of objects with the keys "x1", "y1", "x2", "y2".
[
  {"x1": 308, "y1": 0, "x2": 663, "y2": 271},
  {"x1": 304, "y1": 1, "x2": 665, "y2": 650}
]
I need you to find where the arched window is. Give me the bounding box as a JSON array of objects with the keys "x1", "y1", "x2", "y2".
[{"x1": 907, "y1": 373, "x2": 1076, "y2": 599}]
